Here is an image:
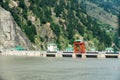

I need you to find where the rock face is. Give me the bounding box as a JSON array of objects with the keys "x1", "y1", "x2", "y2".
[{"x1": 0, "y1": 7, "x2": 32, "y2": 49}]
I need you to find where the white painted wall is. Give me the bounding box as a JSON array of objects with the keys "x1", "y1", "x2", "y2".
[{"x1": 47, "y1": 45, "x2": 57, "y2": 51}]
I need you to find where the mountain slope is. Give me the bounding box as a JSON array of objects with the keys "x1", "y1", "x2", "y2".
[
  {"x1": 0, "y1": 7, "x2": 33, "y2": 49},
  {"x1": 84, "y1": 0, "x2": 120, "y2": 50},
  {"x1": 0, "y1": 0, "x2": 115, "y2": 50},
  {"x1": 89, "y1": 0, "x2": 120, "y2": 15},
  {"x1": 81, "y1": 1, "x2": 118, "y2": 27}
]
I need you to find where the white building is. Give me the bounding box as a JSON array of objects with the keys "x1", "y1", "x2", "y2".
[
  {"x1": 47, "y1": 43, "x2": 58, "y2": 52},
  {"x1": 105, "y1": 47, "x2": 114, "y2": 52}
]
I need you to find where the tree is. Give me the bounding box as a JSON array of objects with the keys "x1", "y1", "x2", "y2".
[
  {"x1": 50, "y1": 22, "x2": 61, "y2": 37},
  {"x1": 98, "y1": 43, "x2": 105, "y2": 51},
  {"x1": 54, "y1": 5, "x2": 63, "y2": 17},
  {"x1": 19, "y1": 0, "x2": 27, "y2": 9}
]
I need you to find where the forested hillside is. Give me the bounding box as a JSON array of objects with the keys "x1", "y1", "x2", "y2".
[
  {"x1": 89, "y1": 0, "x2": 120, "y2": 15},
  {"x1": 89, "y1": 0, "x2": 120, "y2": 50},
  {"x1": 0, "y1": 0, "x2": 115, "y2": 50}
]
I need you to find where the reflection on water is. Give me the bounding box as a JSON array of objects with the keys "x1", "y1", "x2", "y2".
[{"x1": 0, "y1": 56, "x2": 120, "y2": 80}]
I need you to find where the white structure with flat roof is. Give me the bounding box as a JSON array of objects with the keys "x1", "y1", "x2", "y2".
[{"x1": 47, "y1": 43, "x2": 58, "y2": 52}]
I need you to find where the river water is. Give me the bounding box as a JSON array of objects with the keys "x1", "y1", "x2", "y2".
[{"x1": 0, "y1": 56, "x2": 120, "y2": 80}]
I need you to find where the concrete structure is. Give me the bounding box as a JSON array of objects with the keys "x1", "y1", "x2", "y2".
[
  {"x1": 118, "y1": 54, "x2": 120, "y2": 58},
  {"x1": 55, "y1": 53, "x2": 63, "y2": 58},
  {"x1": 1, "y1": 51, "x2": 42, "y2": 57},
  {"x1": 0, "y1": 50, "x2": 120, "y2": 59},
  {"x1": 82, "y1": 54, "x2": 86, "y2": 58},
  {"x1": 72, "y1": 54, "x2": 76, "y2": 58},
  {"x1": 47, "y1": 43, "x2": 58, "y2": 52},
  {"x1": 43, "y1": 53, "x2": 47, "y2": 57},
  {"x1": 98, "y1": 53, "x2": 106, "y2": 58}
]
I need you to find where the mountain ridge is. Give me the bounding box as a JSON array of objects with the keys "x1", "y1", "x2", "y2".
[{"x1": 0, "y1": 0, "x2": 119, "y2": 50}]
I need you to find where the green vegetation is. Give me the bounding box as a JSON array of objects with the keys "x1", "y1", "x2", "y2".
[
  {"x1": 0, "y1": 0, "x2": 116, "y2": 50},
  {"x1": 90, "y1": 0, "x2": 120, "y2": 15}
]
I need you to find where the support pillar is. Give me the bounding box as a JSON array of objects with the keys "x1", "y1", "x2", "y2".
[
  {"x1": 98, "y1": 53, "x2": 105, "y2": 58},
  {"x1": 118, "y1": 54, "x2": 120, "y2": 58},
  {"x1": 55, "y1": 53, "x2": 63, "y2": 58},
  {"x1": 82, "y1": 54, "x2": 86, "y2": 59},
  {"x1": 72, "y1": 54, "x2": 76, "y2": 58},
  {"x1": 43, "y1": 53, "x2": 46, "y2": 57}
]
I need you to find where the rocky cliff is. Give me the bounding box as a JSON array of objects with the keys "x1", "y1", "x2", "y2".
[{"x1": 0, "y1": 7, "x2": 32, "y2": 49}]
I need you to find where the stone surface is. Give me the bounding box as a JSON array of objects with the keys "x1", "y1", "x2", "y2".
[{"x1": 0, "y1": 7, "x2": 32, "y2": 49}]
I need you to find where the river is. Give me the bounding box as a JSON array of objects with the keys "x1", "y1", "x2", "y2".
[{"x1": 0, "y1": 56, "x2": 120, "y2": 80}]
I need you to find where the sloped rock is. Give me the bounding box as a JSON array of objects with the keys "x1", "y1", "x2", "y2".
[{"x1": 0, "y1": 7, "x2": 32, "y2": 49}]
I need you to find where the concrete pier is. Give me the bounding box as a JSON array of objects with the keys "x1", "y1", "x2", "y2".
[
  {"x1": 98, "y1": 53, "x2": 106, "y2": 58},
  {"x1": 82, "y1": 54, "x2": 86, "y2": 59},
  {"x1": 72, "y1": 54, "x2": 76, "y2": 58},
  {"x1": 55, "y1": 53, "x2": 63, "y2": 58},
  {"x1": 42, "y1": 53, "x2": 47, "y2": 57},
  {"x1": 118, "y1": 54, "x2": 120, "y2": 58}
]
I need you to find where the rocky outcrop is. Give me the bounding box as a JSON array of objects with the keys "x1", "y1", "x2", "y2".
[{"x1": 0, "y1": 7, "x2": 32, "y2": 49}]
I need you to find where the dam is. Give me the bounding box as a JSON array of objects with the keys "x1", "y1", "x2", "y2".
[{"x1": 1, "y1": 50, "x2": 120, "y2": 59}]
